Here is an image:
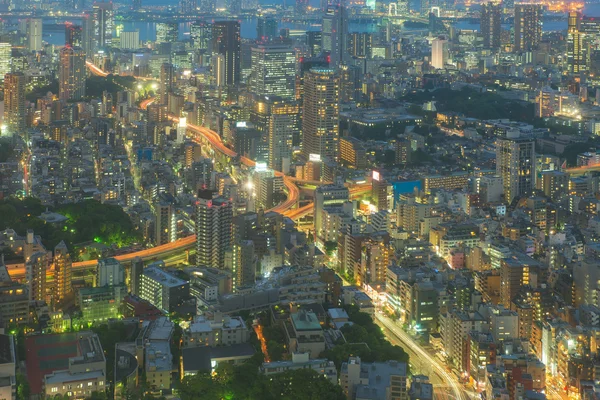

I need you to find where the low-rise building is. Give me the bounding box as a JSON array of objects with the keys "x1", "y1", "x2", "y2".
[
  {"x1": 183, "y1": 313, "x2": 249, "y2": 347},
  {"x1": 340, "y1": 356, "x2": 408, "y2": 400},
  {"x1": 260, "y1": 352, "x2": 337, "y2": 384},
  {"x1": 283, "y1": 309, "x2": 325, "y2": 358},
  {"x1": 181, "y1": 343, "x2": 255, "y2": 377}
]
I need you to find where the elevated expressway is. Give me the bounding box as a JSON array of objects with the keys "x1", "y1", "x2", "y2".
[{"x1": 5, "y1": 64, "x2": 372, "y2": 281}]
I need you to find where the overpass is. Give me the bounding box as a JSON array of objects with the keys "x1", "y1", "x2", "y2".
[{"x1": 565, "y1": 164, "x2": 600, "y2": 176}]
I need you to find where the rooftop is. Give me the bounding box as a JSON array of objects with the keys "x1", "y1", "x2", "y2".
[
  {"x1": 45, "y1": 369, "x2": 104, "y2": 385},
  {"x1": 291, "y1": 310, "x2": 322, "y2": 331},
  {"x1": 182, "y1": 343, "x2": 255, "y2": 373},
  {"x1": 143, "y1": 265, "x2": 188, "y2": 288},
  {"x1": 145, "y1": 341, "x2": 172, "y2": 372}
]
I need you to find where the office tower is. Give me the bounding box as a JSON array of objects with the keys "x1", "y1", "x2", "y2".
[
  {"x1": 296, "y1": 0, "x2": 309, "y2": 14},
  {"x1": 154, "y1": 200, "x2": 176, "y2": 245},
  {"x1": 131, "y1": 257, "x2": 144, "y2": 296},
  {"x1": 431, "y1": 37, "x2": 448, "y2": 69},
  {"x1": 211, "y1": 21, "x2": 241, "y2": 86},
  {"x1": 568, "y1": 11, "x2": 586, "y2": 74},
  {"x1": 27, "y1": 18, "x2": 42, "y2": 52},
  {"x1": 514, "y1": 3, "x2": 542, "y2": 52},
  {"x1": 302, "y1": 68, "x2": 340, "y2": 162},
  {"x1": 306, "y1": 31, "x2": 322, "y2": 57},
  {"x1": 322, "y1": 5, "x2": 347, "y2": 67},
  {"x1": 480, "y1": 2, "x2": 501, "y2": 50},
  {"x1": 250, "y1": 44, "x2": 296, "y2": 99},
  {"x1": 54, "y1": 241, "x2": 72, "y2": 304},
  {"x1": 0, "y1": 43, "x2": 10, "y2": 80},
  {"x1": 226, "y1": 0, "x2": 241, "y2": 14},
  {"x1": 372, "y1": 172, "x2": 390, "y2": 211},
  {"x1": 199, "y1": 0, "x2": 216, "y2": 13},
  {"x1": 93, "y1": 1, "x2": 114, "y2": 49},
  {"x1": 314, "y1": 185, "x2": 349, "y2": 242},
  {"x1": 195, "y1": 189, "x2": 233, "y2": 269},
  {"x1": 500, "y1": 256, "x2": 537, "y2": 308},
  {"x1": 82, "y1": 14, "x2": 96, "y2": 55},
  {"x1": 347, "y1": 32, "x2": 372, "y2": 58},
  {"x1": 65, "y1": 23, "x2": 83, "y2": 47},
  {"x1": 156, "y1": 22, "x2": 178, "y2": 44},
  {"x1": 159, "y1": 63, "x2": 174, "y2": 105},
  {"x1": 191, "y1": 21, "x2": 212, "y2": 51},
  {"x1": 496, "y1": 131, "x2": 535, "y2": 203},
  {"x1": 4, "y1": 72, "x2": 26, "y2": 134},
  {"x1": 179, "y1": 0, "x2": 197, "y2": 13},
  {"x1": 252, "y1": 166, "x2": 284, "y2": 209},
  {"x1": 97, "y1": 258, "x2": 125, "y2": 287},
  {"x1": 256, "y1": 16, "x2": 278, "y2": 42},
  {"x1": 140, "y1": 263, "x2": 190, "y2": 312},
  {"x1": 120, "y1": 30, "x2": 140, "y2": 50},
  {"x1": 26, "y1": 251, "x2": 48, "y2": 302},
  {"x1": 251, "y1": 95, "x2": 299, "y2": 173},
  {"x1": 59, "y1": 46, "x2": 86, "y2": 101},
  {"x1": 297, "y1": 56, "x2": 329, "y2": 101}
]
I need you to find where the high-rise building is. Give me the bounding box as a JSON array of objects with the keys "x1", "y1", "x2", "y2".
[
  {"x1": 251, "y1": 95, "x2": 300, "y2": 173},
  {"x1": 195, "y1": 189, "x2": 233, "y2": 269},
  {"x1": 314, "y1": 185, "x2": 349, "y2": 242},
  {"x1": 140, "y1": 263, "x2": 190, "y2": 312},
  {"x1": 156, "y1": 22, "x2": 178, "y2": 44},
  {"x1": 159, "y1": 63, "x2": 175, "y2": 105},
  {"x1": 191, "y1": 21, "x2": 212, "y2": 51},
  {"x1": 302, "y1": 68, "x2": 340, "y2": 162},
  {"x1": 306, "y1": 31, "x2": 322, "y2": 57},
  {"x1": 4, "y1": 72, "x2": 26, "y2": 134},
  {"x1": 480, "y1": 2, "x2": 501, "y2": 50},
  {"x1": 120, "y1": 30, "x2": 140, "y2": 50},
  {"x1": 256, "y1": 17, "x2": 278, "y2": 42},
  {"x1": 65, "y1": 23, "x2": 83, "y2": 47},
  {"x1": 431, "y1": 37, "x2": 448, "y2": 69},
  {"x1": 231, "y1": 240, "x2": 256, "y2": 291},
  {"x1": 296, "y1": 0, "x2": 309, "y2": 14},
  {"x1": 0, "y1": 43, "x2": 11, "y2": 81},
  {"x1": 27, "y1": 18, "x2": 42, "y2": 52},
  {"x1": 59, "y1": 46, "x2": 86, "y2": 102},
  {"x1": 347, "y1": 32, "x2": 372, "y2": 58},
  {"x1": 322, "y1": 5, "x2": 347, "y2": 67},
  {"x1": 93, "y1": 2, "x2": 114, "y2": 49},
  {"x1": 567, "y1": 11, "x2": 586, "y2": 74},
  {"x1": 26, "y1": 251, "x2": 48, "y2": 302},
  {"x1": 97, "y1": 258, "x2": 125, "y2": 287},
  {"x1": 250, "y1": 44, "x2": 296, "y2": 99},
  {"x1": 514, "y1": 3, "x2": 542, "y2": 52},
  {"x1": 154, "y1": 200, "x2": 176, "y2": 245},
  {"x1": 199, "y1": 0, "x2": 216, "y2": 13},
  {"x1": 212, "y1": 21, "x2": 241, "y2": 86},
  {"x1": 54, "y1": 241, "x2": 72, "y2": 304},
  {"x1": 131, "y1": 257, "x2": 144, "y2": 296},
  {"x1": 179, "y1": 0, "x2": 197, "y2": 14},
  {"x1": 496, "y1": 131, "x2": 535, "y2": 203}
]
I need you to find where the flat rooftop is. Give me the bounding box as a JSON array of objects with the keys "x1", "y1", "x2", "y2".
[{"x1": 143, "y1": 266, "x2": 188, "y2": 288}]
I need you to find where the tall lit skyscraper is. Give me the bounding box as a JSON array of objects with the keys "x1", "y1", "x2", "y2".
[
  {"x1": 481, "y1": 2, "x2": 501, "y2": 50},
  {"x1": 82, "y1": 14, "x2": 96, "y2": 55},
  {"x1": 195, "y1": 189, "x2": 233, "y2": 269},
  {"x1": 179, "y1": 0, "x2": 197, "y2": 13},
  {"x1": 4, "y1": 72, "x2": 26, "y2": 134},
  {"x1": 156, "y1": 22, "x2": 178, "y2": 44},
  {"x1": 251, "y1": 95, "x2": 299, "y2": 173},
  {"x1": 59, "y1": 46, "x2": 86, "y2": 102},
  {"x1": 250, "y1": 44, "x2": 296, "y2": 99},
  {"x1": 191, "y1": 21, "x2": 212, "y2": 51},
  {"x1": 93, "y1": 2, "x2": 114, "y2": 49},
  {"x1": 212, "y1": 21, "x2": 241, "y2": 86},
  {"x1": 568, "y1": 11, "x2": 586, "y2": 74},
  {"x1": 347, "y1": 32, "x2": 372, "y2": 58},
  {"x1": 0, "y1": 43, "x2": 10, "y2": 81},
  {"x1": 302, "y1": 68, "x2": 340, "y2": 162},
  {"x1": 159, "y1": 63, "x2": 175, "y2": 105},
  {"x1": 54, "y1": 241, "x2": 72, "y2": 304},
  {"x1": 431, "y1": 37, "x2": 448, "y2": 69},
  {"x1": 496, "y1": 131, "x2": 535, "y2": 203},
  {"x1": 27, "y1": 18, "x2": 43, "y2": 52},
  {"x1": 199, "y1": 0, "x2": 216, "y2": 13},
  {"x1": 514, "y1": 3, "x2": 542, "y2": 51},
  {"x1": 65, "y1": 23, "x2": 83, "y2": 47},
  {"x1": 322, "y1": 5, "x2": 347, "y2": 67},
  {"x1": 256, "y1": 16, "x2": 278, "y2": 42}
]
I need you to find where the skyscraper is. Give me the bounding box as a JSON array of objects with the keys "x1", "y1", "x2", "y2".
[
  {"x1": 231, "y1": 240, "x2": 256, "y2": 291},
  {"x1": 480, "y1": 2, "x2": 501, "y2": 50},
  {"x1": 191, "y1": 21, "x2": 212, "y2": 51},
  {"x1": 159, "y1": 63, "x2": 175, "y2": 105},
  {"x1": 568, "y1": 11, "x2": 586, "y2": 74},
  {"x1": 322, "y1": 5, "x2": 347, "y2": 67},
  {"x1": 514, "y1": 3, "x2": 542, "y2": 52},
  {"x1": 65, "y1": 23, "x2": 83, "y2": 47},
  {"x1": 4, "y1": 72, "x2": 26, "y2": 134},
  {"x1": 59, "y1": 46, "x2": 86, "y2": 101},
  {"x1": 496, "y1": 131, "x2": 535, "y2": 203},
  {"x1": 250, "y1": 44, "x2": 296, "y2": 99},
  {"x1": 82, "y1": 14, "x2": 96, "y2": 55},
  {"x1": 27, "y1": 18, "x2": 42, "y2": 52},
  {"x1": 302, "y1": 68, "x2": 340, "y2": 162},
  {"x1": 296, "y1": 0, "x2": 309, "y2": 14},
  {"x1": 431, "y1": 37, "x2": 448, "y2": 69},
  {"x1": 347, "y1": 32, "x2": 372, "y2": 58},
  {"x1": 256, "y1": 16, "x2": 278, "y2": 42},
  {"x1": 199, "y1": 0, "x2": 216, "y2": 13},
  {"x1": 154, "y1": 200, "x2": 176, "y2": 245},
  {"x1": 179, "y1": 0, "x2": 197, "y2": 14},
  {"x1": 306, "y1": 31, "x2": 322, "y2": 57},
  {"x1": 251, "y1": 95, "x2": 300, "y2": 173},
  {"x1": 156, "y1": 22, "x2": 178, "y2": 44},
  {"x1": 0, "y1": 43, "x2": 11, "y2": 81},
  {"x1": 26, "y1": 251, "x2": 48, "y2": 302},
  {"x1": 212, "y1": 21, "x2": 241, "y2": 86},
  {"x1": 130, "y1": 257, "x2": 144, "y2": 296},
  {"x1": 93, "y1": 2, "x2": 114, "y2": 49},
  {"x1": 195, "y1": 189, "x2": 233, "y2": 269},
  {"x1": 54, "y1": 241, "x2": 72, "y2": 304}
]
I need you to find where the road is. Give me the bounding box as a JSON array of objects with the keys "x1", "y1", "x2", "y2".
[{"x1": 375, "y1": 314, "x2": 469, "y2": 400}]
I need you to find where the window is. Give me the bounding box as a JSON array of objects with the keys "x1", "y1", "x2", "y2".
[{"x1": 51, "y1": 387, "x2": 58, "y2": 393}]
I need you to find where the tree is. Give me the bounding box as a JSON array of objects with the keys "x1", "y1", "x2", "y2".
[{"x1": 16, "y1": 372, "x2": 30, "y2": 400}]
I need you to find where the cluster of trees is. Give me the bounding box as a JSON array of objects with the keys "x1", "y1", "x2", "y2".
[
  {"x1": 321, "y1": 305, "x2": 410, "y2": 372},
  {"x1": 402, "y1": 87, "x2": 536, "y2": 123},
  {"x1": 0, "y1": 138, "x2": 14, "y2": 162},
  {"x1": 86, "y1": 75, "x2": 137, "y2": 99},
  {"x1": 26, "y1": 79, "x2": 59, "y2": 101},
  {"x1": 177, "y1": 353, "x2": 345, "y2": 400},
  {"x1": 0, "y1": 197, "x2": 141, "y2": 257}
]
